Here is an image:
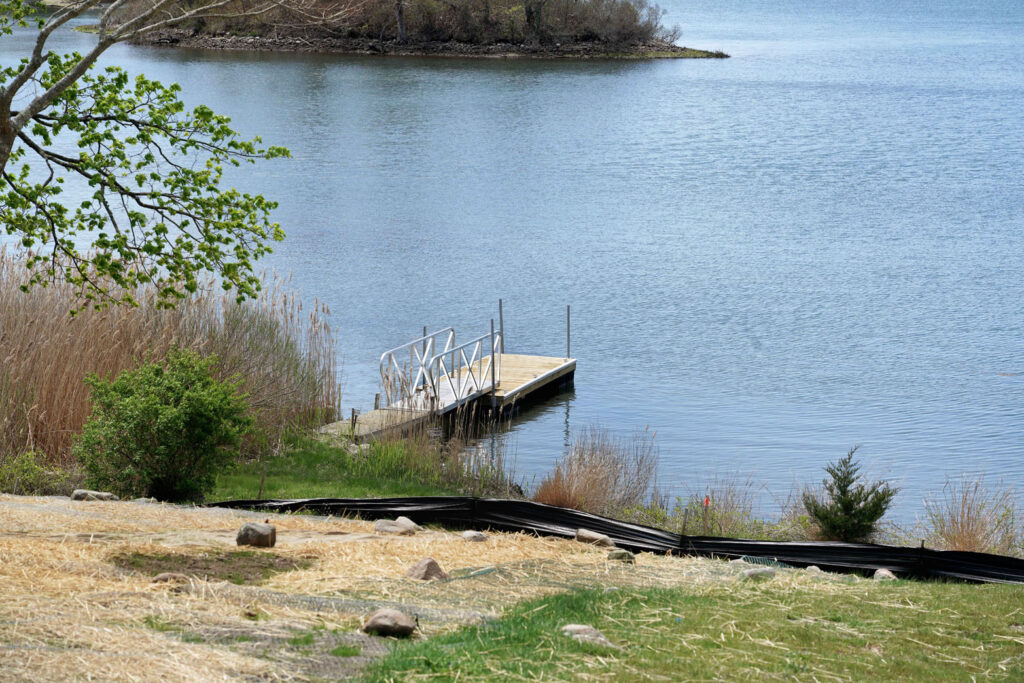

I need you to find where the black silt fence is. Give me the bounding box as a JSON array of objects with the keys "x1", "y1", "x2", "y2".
[{"x1": 210, "y1": 496, "x2": 1024, "y2": 584}]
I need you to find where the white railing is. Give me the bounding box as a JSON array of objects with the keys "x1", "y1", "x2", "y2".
[
  {"x1": 429, "y1": 332, "x2": 502, "y2": 411},
  {"x1": 379, "y1": 327, "x2": 454, "y2": 408}
]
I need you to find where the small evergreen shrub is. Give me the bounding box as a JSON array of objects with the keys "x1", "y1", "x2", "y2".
[
  {"x1": 802, "y1": 447, "x2": 898, "y2": 542},
  {"x1": 75, "y1": 349, "x2": 251, "y2": 502}
]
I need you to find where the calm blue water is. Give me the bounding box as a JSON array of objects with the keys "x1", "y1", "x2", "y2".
[{"x1": 4, "y1": 0, "x2": 1023, "y2": 518}]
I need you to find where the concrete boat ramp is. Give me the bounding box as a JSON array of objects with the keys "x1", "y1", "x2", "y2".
[{"x1": 322, "y1": 325, "x2": 575, "y2": 442}]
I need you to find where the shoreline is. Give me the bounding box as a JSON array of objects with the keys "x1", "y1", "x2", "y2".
[{"x1": 134, "y1": 31, "x2": 730, "y2": 59}]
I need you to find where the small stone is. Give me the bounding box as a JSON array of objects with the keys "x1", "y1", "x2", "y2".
[
  {"x1": 151, "y1": 572, "x2": 189, "y2": 583},
  {"x1": 462, "y1": 530, "x2": 487, "y2": 542},
  {"x1": 131, "y1": 497, "x2": 158, "y2": 504},
  {"x1": 374, "y1": 519, "x2": 415, "y2": 535},
  {"x1": 742, "y1": 567, "x2": 776, "y2": 581},
  {"x1": 70, "y1": 489, "x2": 119, "y2": 501},
  {"x1": 607, "y1": 549, "x2": 635, "y2": 563},
  {"x1": 561, "y1": 624, "x2": 620, "y2": 649},
  {"x1": 405, "y1": 557, "x2": 449, "y2": 581},
  {"x1": 805, "y1": 565, "x2": 822, "y2": 573},
  {"x1": 873, "y1": 568, "x2": 897, "y2": 581},
  {"x1": 575, "y1": 528, "x2": 615, "y2": 548},
  {"x1": 362, "y1": 608, "x2": 417, "y2": 637},
  {"x1": 729, "y1": 558, "x2": 747, "y2": 564},
  {"x1": 236, "y1": 522, "x2": 276, "y2": 548}
]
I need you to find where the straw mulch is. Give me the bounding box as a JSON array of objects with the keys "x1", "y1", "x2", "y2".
[{"x1": 0, "y1": 494, "x2": 843, "y2": 681}]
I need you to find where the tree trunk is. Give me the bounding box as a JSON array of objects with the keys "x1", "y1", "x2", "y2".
[{"x1": 395, "y1": 0, "x2": 408, "y2": 43}]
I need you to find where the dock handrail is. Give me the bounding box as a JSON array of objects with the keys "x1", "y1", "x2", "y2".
[
  {"x1": 429, "y1": 332, "x2": 502, "y2": 411},
  {"x1": 379, "y1": 327, "x2": 455, "y2": 408}
]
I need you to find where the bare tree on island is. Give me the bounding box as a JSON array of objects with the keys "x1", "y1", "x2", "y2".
[{"x1": 0, "y1": 0, "x2": 347, "y2": 311}]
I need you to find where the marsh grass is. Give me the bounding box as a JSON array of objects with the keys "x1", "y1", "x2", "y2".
[
  {"x1": 923, "y1": 477, "x2": 1023, "y2": 556},
  {"x1": 533, "y1": 426, "x2": 658, "y2": 517},
  {"x1": 0, "y1": 249, "x2": 339, "y2": 470}
]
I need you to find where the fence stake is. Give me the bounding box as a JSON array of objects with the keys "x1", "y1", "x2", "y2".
[{"x1": 374, "y1": 393, "x2": 380, "y2": 410}]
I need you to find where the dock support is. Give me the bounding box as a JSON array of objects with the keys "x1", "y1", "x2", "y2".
[
  {"x1": 498, "y1": 299, "x2": 505, "y2": 353},
  {"x1": 490, "y1": 318, "x2": 497, "y2": 413},
  {"x1": 566, "y1": 304, "x2": 571, "y2": 360}
]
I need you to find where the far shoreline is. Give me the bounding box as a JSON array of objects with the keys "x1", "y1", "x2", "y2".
[{"x1": 133, "y1": 30, "x2": 730, "y2": 60}]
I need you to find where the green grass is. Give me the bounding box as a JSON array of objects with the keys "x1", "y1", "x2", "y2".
[
  {"x1": 365, "y1": 577, "x2": 1024, "y2": 681},
  {"x1": 331, "y1": 644, "x2": 361, "y2": 657},
  {"x1": 211, "y1": 437, "x2": 460, "y2": 502}
]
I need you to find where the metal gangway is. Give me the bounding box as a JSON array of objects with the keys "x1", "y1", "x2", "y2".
[{"x1": 379, "y1": 326, "x2": 502, "y2": 415}]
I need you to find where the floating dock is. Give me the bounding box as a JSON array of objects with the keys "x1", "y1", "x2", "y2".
[{"x1": 321, "y1": 325, "x2": 575, "y2": 442}]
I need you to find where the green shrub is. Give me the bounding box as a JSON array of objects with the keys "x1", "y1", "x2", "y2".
[
  {"x1": 75, "y1": 349, "x2": 251, "y2": 502},
  {"x1": 802, "y1": 447, "x2": 898, "y2": 542},
  {"x1": 0, "y1": 450, "x2": 81, "y2": 495}
]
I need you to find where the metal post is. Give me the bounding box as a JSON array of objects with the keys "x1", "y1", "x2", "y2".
[
  {"x1": 498, "y1": 299, "x2": 505, "y2": 354},
  {"x1": 490, "y1": 318, "x2": 497, "y2": 412},
  {"x1": 566, "y1": 304, "x2": 571, "y2": 359},
  {"x1": 422, "y1": 325, "x2": 428, "y2": 389}
]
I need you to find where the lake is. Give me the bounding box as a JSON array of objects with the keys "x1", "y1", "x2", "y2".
[{"x1": 5, "y1": 0, "x2": 1023, "y2": 519}]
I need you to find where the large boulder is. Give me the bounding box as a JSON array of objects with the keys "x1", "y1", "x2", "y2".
[
  {"x1": 362, "y1": 609, "x2": 417, "y2": 637},
  {"x1": 236, "y1": 522, "x2": 276, "y2": 548}
]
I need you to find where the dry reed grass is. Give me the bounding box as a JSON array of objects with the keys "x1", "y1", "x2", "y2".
[
  {"x1": 1, "y1": 493, "x2": 855, "y2": 680},
  {"x1": 533, "y1": 426, "x2": 658, "y2": 517},
  {"x1": 923, "y1": 477, "x2": 1023, "y2": 555},
  {"x1": 0, "y1": 248, "x2": 340, "y2": 469}
]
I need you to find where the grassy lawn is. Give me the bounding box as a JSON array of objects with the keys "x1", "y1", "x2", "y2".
[
  {"x1": 365, "y1": 575, "x2": 1024, "y2": 681},
  {"x1": 211, "y1": 438, "x2": 460, "y2": 502}
]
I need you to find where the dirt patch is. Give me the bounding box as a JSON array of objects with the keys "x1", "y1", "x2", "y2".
[{"x1": 111, "y1": 548, "x2": 312, "y2": 585}]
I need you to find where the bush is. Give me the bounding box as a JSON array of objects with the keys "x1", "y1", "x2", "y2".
[
  {"x1": 75, "y1": 349, "x2": 251, "y2": 502},
  {"x1": 0, "y1": 450, "x2": 82, "y2": 496},
  {"x1": 802, "y1": 447, "x2": 898, "y2": 542}
]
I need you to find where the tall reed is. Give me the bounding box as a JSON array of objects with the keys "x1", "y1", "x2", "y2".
[
  {"x1": 923, "y1": 477, "x2": 1022, "y2": 555},
  {"x1": 533, "y1": 426, "x2": 658, "y2": 518},
  {"x1": 0, "y1": 249, "x2": 340, "y2": 468}
]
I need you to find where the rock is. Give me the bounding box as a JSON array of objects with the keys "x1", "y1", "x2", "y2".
[
  {"x1": 131, "y1": 497, "x2": 158, "y2": 504},
  {"x1": 405, "y1": 557, "x2": 449, "y2": 581},
  {"x1": 151, "y1": 572, "x2": 189, "y2": 583},
  {"x1": 561, "y1": 624, "x2": 620, "y2": 649},
  {"x1": 374, "y1": 519, "x2": 415, "y2": 535},
  {"x1": 729, "y1": 558, "x2": 747, "y2": 564},
  {"x1": 236, "y1": 522, "x2": 276, "y2": 548},
  {"x1": 70, "y1": 489, "x2": 119, "y2": 502},
  {"x1": 575, "y1": 528, "x2": 615, "y2": 548},
  {"x1": 462, "y1": 530, "x2": 487, "y2": 542},
  {"x1": 805, "y1": 565, "x2": 822, "y2": 573},
  {"x1": 742, "y1": 567, "x2": 776, "y2": 581},
  {"x1": 607, "y1": 549, "x2": 635, "y2": 563},
  {"x1": 395, "y1": 516, "x2": 420, "y2": 532},
  {"x1": 873, "y1": 568, "x2": 897, "y2": 581},
  {"x1": 362, "y1": 609, "x2": 417, "y2": 637}
]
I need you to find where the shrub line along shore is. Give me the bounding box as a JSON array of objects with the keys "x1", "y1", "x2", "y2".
[{"x1": 136, "y1": 31, "x2": 729, "y2": 59}]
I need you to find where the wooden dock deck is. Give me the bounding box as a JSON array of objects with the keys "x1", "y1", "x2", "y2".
[{"x1": 321, "y1": 353, "x2": 575, "y2": 442}]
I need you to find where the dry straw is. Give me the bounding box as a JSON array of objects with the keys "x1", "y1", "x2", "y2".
[{"x1": 0, "y1": 494, "x2": 853, "y2": 680}]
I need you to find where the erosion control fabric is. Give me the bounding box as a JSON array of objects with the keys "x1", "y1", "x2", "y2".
[{"x1": 210, "y1": 497, "x2": 1024, "y2": 584}]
